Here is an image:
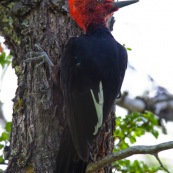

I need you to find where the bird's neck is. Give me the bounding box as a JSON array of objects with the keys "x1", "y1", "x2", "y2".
[{"x1": 86, "y1": 22, "x2": 108, "y2": 33}]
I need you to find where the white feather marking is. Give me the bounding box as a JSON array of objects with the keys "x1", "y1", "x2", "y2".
[{"x1": 90, "y1": 81, "x2": 104, "y2": 135}]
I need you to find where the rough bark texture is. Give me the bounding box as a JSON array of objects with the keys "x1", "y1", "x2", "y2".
[{"x1": 0, "y1": 0, "x2": 115, "y2": 172}]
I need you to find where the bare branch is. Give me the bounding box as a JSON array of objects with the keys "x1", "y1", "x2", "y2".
[
  {"x1": 86, "y1": 141, "x2": 173, "y2": 173},
  {"x1": 116, "y1": 91, "x2": 173, "y2": 122},
  {"x1": 116, "y1": 92, "x2": 146, "y2": 112},
  {"x1": 154, "y1": 153, "x2": 170, "y2": 173}
]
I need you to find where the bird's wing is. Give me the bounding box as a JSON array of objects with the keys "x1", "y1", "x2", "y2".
[{"x1": 60, "y1": 38, "x2": 100, "y2": 161}]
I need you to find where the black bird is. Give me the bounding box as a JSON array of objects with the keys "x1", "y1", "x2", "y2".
[{"x1": 56, "y1": 0, "x2": 139, "y2": 172}]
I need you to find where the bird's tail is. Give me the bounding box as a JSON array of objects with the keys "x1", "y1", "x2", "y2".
[{"x1": 55, "y1": 128, "x2": 87, "y2": 173}]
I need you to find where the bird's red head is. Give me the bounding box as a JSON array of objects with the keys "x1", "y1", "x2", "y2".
[
  {"x1": 68, "y1": 0, "x2": 117, "y2": 32},
  {"x1": 68, "y1": 0, "x2": 139, "y2": 32}
]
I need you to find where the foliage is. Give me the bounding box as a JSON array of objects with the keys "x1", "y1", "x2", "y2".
[
  {"x1": 113, "y1": 159, "x2": 162, "y2": 173},
  {"x1": 0, "y1": 43, "x2": 12, "y2": 68},
  {"x1": 0, "y1": 52, "x2": 12, "y2": 68},
  {"x1": 113, "y1": 112, "x2": 164, "y2": 173},
  {"x1": 0, "y1": 42, "x2": 12, "y2": 172},
  {"x1": 0, "y1": 122, "x2": 11, "y2": 165},
  {"x1": 123, "y1": 44, "x2": 132, "y2": 51}
]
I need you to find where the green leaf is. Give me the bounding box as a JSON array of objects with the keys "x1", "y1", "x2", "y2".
[
  {"x1": 134, "y1": 128, "x2": 145, "y2": 137},
  {"x1": 0, "y1": 156, "x2": 4, "y2": 163},
  {"x1": 5, "y1": 122, "x2": 12, "y2": 133},
  {"x1": 0, "y1": 52, "x2": 12, "y2": 68},
  {"x1": 151, "y1": 129, "x2": 159, "y2": 139},
  {"x1": 129, "y1": 136, "x2": 136, "y2": 144},
  {"x1": 0, "y1": 144, "x2": 4, "y2": 149},
  {"x1": 113, "y1": 159, "x2": 162, "y2": 173},
  {"x1": 0, "y1": 132, "x2": 9, "y2": 141},
  {"x1": 121, "y1": 142, "x2": 129, "y2": 149},
  {"x1": 116, "y1": 116, "x2": 121, "y2": 126},
  {"x1": 114, "y1": 112, "x2": 160, "y2": 173},
  {"x1": 127, "y1": 47, "x2": 132, "y2": 51}
]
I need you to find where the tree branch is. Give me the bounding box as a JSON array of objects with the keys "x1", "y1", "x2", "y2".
[
  {"x1": 116, "y1": 91, "x2": 173, "y2": 122},
  {"x1": 154, "y1": 153, "x2": 170, "y2": 173},
  {"x1": 86, "y1": 141, "x2": 173, "y2": 173}
]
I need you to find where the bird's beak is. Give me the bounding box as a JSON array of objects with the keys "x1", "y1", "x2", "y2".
[{"x1": 113, "y1": 0, "x2": 139, "y2": 9}]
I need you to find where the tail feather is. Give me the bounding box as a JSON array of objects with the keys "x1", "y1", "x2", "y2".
[{"x1": 56, "y1": 129, "x2": 87, "y2": 173}]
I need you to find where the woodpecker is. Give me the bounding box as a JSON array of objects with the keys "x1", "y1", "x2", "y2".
[{"x1": 56, "y1": 0, "x2": 139, "y2": 172}]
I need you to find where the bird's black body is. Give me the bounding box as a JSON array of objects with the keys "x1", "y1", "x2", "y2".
[
  {"x1": 60, "y1": 24, "x2": 127, "y2": 162},
  {"x1": 55, "y1": 0, "x2": 139, "y2": 171}
]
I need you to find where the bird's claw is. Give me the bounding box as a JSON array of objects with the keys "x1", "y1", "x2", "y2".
[{"x1": 25, "y1": 44, "x2": 54, "y2": 67}]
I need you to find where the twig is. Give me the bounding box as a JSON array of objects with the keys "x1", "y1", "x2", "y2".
[
  {"x1": 154, "y1": 153, "x2": 170, "y2": 173},
  {"x1": 86, "y1": 141, "x2": 173, "y2": 173}
]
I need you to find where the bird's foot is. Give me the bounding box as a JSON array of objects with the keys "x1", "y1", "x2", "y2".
[{"x1": 25, "y1": 44, "x2": 54, "y2": 70}]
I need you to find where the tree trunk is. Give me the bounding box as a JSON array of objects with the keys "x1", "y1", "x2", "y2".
[{"x1": 0, "y1": 1, "x2": 115, "y2": 172}]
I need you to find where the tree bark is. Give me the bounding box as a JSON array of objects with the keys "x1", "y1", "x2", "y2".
[{"x1": 0, "y1": 1, "x2": 115, "y2": 172}]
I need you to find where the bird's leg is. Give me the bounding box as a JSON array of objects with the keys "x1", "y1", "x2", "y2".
[
  {"x1": 25, "y1": 44, "x2": 62, "y2": 87},
  {"x1": 25, "y1": 44, "x2": 54, "y2": 71}
]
